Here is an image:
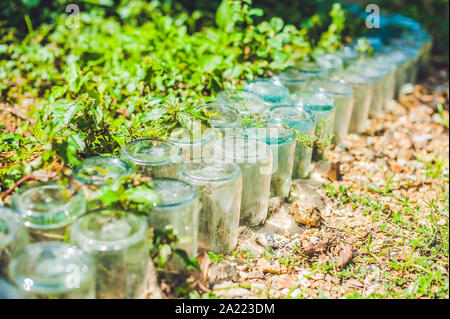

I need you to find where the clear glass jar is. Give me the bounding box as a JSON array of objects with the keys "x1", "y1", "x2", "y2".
[
  {"x1": 336, "y1": 46, "x2": 360, "y2": 68},
  {"x1": 70, "y1": 210, "x2": 149, "y2": 299},
  {"x1": 389, "y1": 39, "x2": 421, "y2": 84},
  {"x1": 349, "y1": 64, "x2": 385, "y2": 118},
  {"x1": 177, "y1": 160, "x2": 242, "y2": 254},
  {"x1": 12, "y1": 183, "x2": 86, "y2": 242},
  {"x1": 213, "y1": 137, "x2": 272, "y2": 226},
  {"x1": 378, "y1": 48, "x2": 409, "y2": 99},
  {"x1": 73, "y1": 156, "x2": 134, "y2": 186},
  {"x1": 296, "y1": 61, "x2": 327, "y2": 84},
  {"x1": 335, "y1": 71, "x2": 374, "y2": 134},
  {"x1": 9, "y1": 242, "x2": 95, "y2": 299},
  {"x1": 217, "y1": 89, "x2": 267, "y2": 116},
  {"x1": 243, "y1": 121, "x2": 295, "y2": 199},
  {"x1": 272, "y1": 67, "x2": 310, "y2": 93},
  {"x1": 244, "y1": 79, "x2": 291, "y2": 106},
  {"x1": 0, "y1": 207, "x2": 29, "y2": 278},
  {"x1": 291, "y1": 91, "x2": 336, "y2": 161},
  {"x1": 362, "y1": 58, "x2": 397, "y2": 109},
  {"x1": 196, "y1": 103, "x2": 242, "y2": 138},
  {"x1": 120, "y1": 138, "x2": 182, "y2": 178},
  {"x1": 265, "y1": 105, "x2": 315, "y2": 179},
  {"x1": 316, "y1": 54, "x2": 344, "y2": 78},
  {"x1": 312, "y1": 79, "x2": 354, "y2": 143},
  {"x1": 167, "y1": 127, "x2": 216, "y2": 161},
  {"x1": 150, "y1": 178, "x2": 199, "y2": 264}
]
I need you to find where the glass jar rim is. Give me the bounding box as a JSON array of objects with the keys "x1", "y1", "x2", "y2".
[
  {"x1": 11, "y1": 182, "x2": 85, "y2": 230},
  {"x1": 290, "y1": 91, "x2": 336, "y2": 113},
  {"x1": 311, "y1": 79, "x2": 354, "y2": 97},
  {"x1": 243, "y1": 120, "x2": 295, "y2": 145},
  {"x1": 244, "y1": 79, "x2": 290, "y2": 104},
  {"x1": 196, "y1": 103, "x2": 241, "y2": 129},
  {"x1": 70, "y1": 209, "x2": 148, "y2": 251},
  {"x1": 167, "y1": 127, "x2": 216, "y2": 146},
  {"x1": 72, "y1": 156, "x2": 135, "y2": 185},
  {"x1": 178, "y1": 159, "x2": 241, "y2": 183},
  {"x1": 9, "y1": 241, "x2": 94, "y2": 295},
  {"x1": 273, "y1": 67, "x2": 310, "y2": 83},
  {"x1": 335, "y1": 71, "x2": 372, "y2": 85},
  {"x1": 265, "y1": 105, "x2": 316, "y2": 132},
  {"x1": 120, "y1": 138, "x2": 182, "y2": 166},
  {"x1": 213, "y1": 136, "x2": 272, "y2": 161},
  {"x1": 151, "y1": 178, "x2": 198, "y2": 208},
  {"x1": 216, "y1": 89, "x2": 266, "y2": 115}
]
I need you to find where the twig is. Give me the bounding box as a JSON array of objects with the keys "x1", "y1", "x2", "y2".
[{"x1": 0, "y1": 173, "x2": 58, "y2": 200}]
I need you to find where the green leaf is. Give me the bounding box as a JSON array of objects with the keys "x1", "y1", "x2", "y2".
[
  {"x1": 50, "y1": 86, "x2": 66, "y2": 102},
  {"x1": 63, "y1": 102, "x2": 82, "y2": 126},
  {"x1": 216, "y1": 0, "x2": 234, "y2": 32}
]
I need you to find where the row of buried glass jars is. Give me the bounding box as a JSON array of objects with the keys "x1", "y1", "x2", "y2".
[{"x1": 0, "y1": 21, "x2": 431, "y2": 299}]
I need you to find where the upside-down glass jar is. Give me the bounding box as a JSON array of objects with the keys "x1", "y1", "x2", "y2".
[
  {"x1": 12, "y1": 183, "x2": 86, "y2": 242},
  {"x1": 291, "y1": 91, "x2": 336, "y2": 161},
  {"x1": 378, "y1": 48, "x2": 409, "y2": 99},
  {"x1": 177, "y1": 160, "x2": 242, "y2": 254},
  {"x1": 120, "y1": 139, "x2": 182, "y2": 178},
  {"x1": 362, "y1": 58, "x2": 397, "y2": 110},
  {"x1": 0, "y1": 279, "x2": 24, "y2": 299},
  {"x1": 243, "y1": 121, "x2": 296, "y2": 199},
  {"x1": 213, "y1": 137, "x2": 272, "y2": 226},
  {"x1": 336, "y1": 46, "x2": 360, "y2": 68},
  {"x1": 244, "y1": 79, "x2": 291, "y2": 106},
  {"x1": 167, "y1": 127, "x2": 216, "y2": 161},
  {"x1": 73, "y1": 156, "x2": 134, "y2": 186},
  {"x1": 316, "y1": 54, "x2": 344, "y2": 78},
  {"x1": 9, "y1": 242, "x2": 95, "y2": 299},
  {"x1": 349, "y1": 64, "x2": 385, "y2": 119},
  {"x1": 265, "y1": 105, "x2": 316, "y2": 179},
  {"x1": 389, "y1": 39, "x2": 421, "y2": 84},
  {"x1": 272, "y1": 67, "x2": 310, "y2": 93},
  {"x1": 150, "y1": 178, "x2": 199, "y2": 267},
  {"x1": 296, "y1": 61, "x2": 327, "y2": 83},
  {"x1": 70, "y1": 210, "x2": 149, "y2": 299},
  {"x1": 196, "y1": 103, "x2": 242, "y2": 138},
  {"x1": 217, "y1": 89, "x2": 267, "y2": 116},
  {"x1": 0, "y1": 207, "x2": 29, "y2": 278},
  {"x1": 335, "y1": 71, "x2": 374, "y2": 134},
  {"x1": 312, "y1": 79, "x2": 354, "y2": 143}
]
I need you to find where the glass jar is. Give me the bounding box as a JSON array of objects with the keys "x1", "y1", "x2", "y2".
[
  {"x1": 296, "y1": 61, "x2": 327, "y2": 82},
  {"x1": 217, "y1": 89, "x2": 267, "y2": 116},
  {"x1": 9, "y1": 242, "x2": 95, "y2": 299},
  {"x1": 311, "y1": 79, "x2": 354, "y2": 143},
  {"x1": 349, "y1": 64, "x2": 385, "y2": 119},
  {"x1": 272, "y1": 67, "x2": 310, "y2": 93},
  {"x1": 291, "y1": 91, "x2": 336, "y2": 161},
  {"x1": 177, "y1": 160, "x2": 242, "y2": 254},
  {"x1": 336, "y1": 46, "x2": 360, "y2": 68},
  {"x1": 12, "y1": 183, "x2": 86, "y2": 242},
  {"x1": 73, "y1": 156, "x2": 134, "y2": 186},
  {"x1": 378, "y1": 48, "x2": 409, "y2": 99},
  {"x1": 70, "y1": 210, "x2": 149, "y2": 299},
  {"x1": 265, "y1": 105, "x2": 315, "y2": 179},
  {"x1": 244, "y1": 79, "x2": 291, "y2": 106},
  {"x1": 150, "y1": 178, "x2": 199, "y2": 265},
  {"x1": 389, "y1": 39, "x2": 421, "y2": 84},
  {"x1": 362, "y1": 58, "x2": 397, "y2": 110},
  {"x1": 243, "y1": 121, "x2": 296, "y2": 199},
  {"x1": 167, "y1": 127, "x2": 216, "y2": 161},
  {"x1": 0, "y1": 207, "x2": 29, "y2": 278},
  {"x1": 213, "y1": 137, "x2": 272, "y2": 226},
  {"x1": 316, "y1": 54, "x2": 344, "y2": 78},
  {"x1": 335, "y1": 71, "x2": 374, "y2": 134},
  {"x1": 120, "y1": 138, "x2": 182, "y2": 178},
  {"x1": 196, "y1": 103, "x2": 242, "y2": 138}
]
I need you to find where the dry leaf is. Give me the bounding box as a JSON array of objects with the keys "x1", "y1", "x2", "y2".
[{"x1": 291, "y1": 200, "x2": 321, "y2": 227}]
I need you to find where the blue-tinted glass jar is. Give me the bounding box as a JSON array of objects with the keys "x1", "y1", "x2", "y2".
[
  {"x1": 265, "y1": 105, "x2": 315, "y2": 179},
  {"x1": 244, "y1": 79, "x2": 291, "y2": 106}
]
